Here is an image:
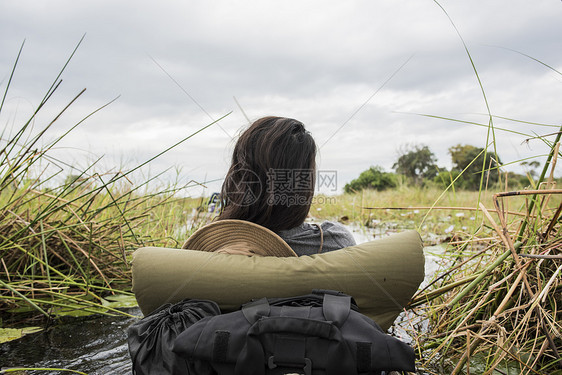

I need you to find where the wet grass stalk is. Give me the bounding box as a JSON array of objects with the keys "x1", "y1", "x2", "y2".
[{"x1": 0, "y1": 368, "x2": 88, "y2": 375}]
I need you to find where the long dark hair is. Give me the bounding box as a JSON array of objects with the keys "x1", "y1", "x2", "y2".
[{"x1": 218, "y1": 116, "x2": 317, "y2": 232}]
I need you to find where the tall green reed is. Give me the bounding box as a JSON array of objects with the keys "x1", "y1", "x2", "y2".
[{"x1": 0, "y1": 40, "x2": 226, "y2": 321}]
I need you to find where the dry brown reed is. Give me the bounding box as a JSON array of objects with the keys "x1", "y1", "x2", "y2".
[{"x1": 408, "y1": 155, "x2": 562, "y2": 373}]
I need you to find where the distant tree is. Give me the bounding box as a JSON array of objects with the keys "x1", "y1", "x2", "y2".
[
  {"x1": 392, "y1": 144, "x2": 438, "y2": 186},
  {"x1": 449, "y1": 144, "x2": 501, "y2": 190},
  {"x1": 64, "y1": 174, "x2": 90, "y2": 191},
  {"x1": 520, "y1": 160, "x2": 541, "y2": 178},
  {"x1": 344, "y1": 166, "x2": 397, "y2": 193},
  {"x1": 504, "y1": 171, "x2": 532, "y2": 189},
  {"x1": 433, "y1": 169, "x2": 460, "y2": 189},
  {"x1": 64, "y1": 174, "x2": 82, "y2": 187}
]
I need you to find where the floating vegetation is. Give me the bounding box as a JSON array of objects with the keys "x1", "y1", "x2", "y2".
[{"x1": 0, "y1": 326, "x2": 42, "y2": 344}]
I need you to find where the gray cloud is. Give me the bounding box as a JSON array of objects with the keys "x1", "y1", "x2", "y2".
[{"x1": 2, "y1": 0, "x2": 561, "y2": 195}]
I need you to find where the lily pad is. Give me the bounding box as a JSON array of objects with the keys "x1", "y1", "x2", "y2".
[
  {"x1": 0, "y1": 327, "x2": 43, "y2": 344},
  {"x1": 6, "y1": 305, "x2": 35, "y2": 314},
  {"x1": 101, "y1": 294, "x2": 138, "y2": 308},
  {"x1": 50, "y1": 303, "x2": 107, "y2": 317}
]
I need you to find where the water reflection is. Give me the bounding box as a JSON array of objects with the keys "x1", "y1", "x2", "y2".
[{"x1": 0, "y1": 308, "x2": 141, "y2": 374}]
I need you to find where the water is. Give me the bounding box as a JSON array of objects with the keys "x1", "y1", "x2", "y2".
[
  {"x1": 1, "y1": 225, "x2": 444, "y2": 374},
  {"x1": 0, "y1": 308, "x2": 141, "y2": 374}
]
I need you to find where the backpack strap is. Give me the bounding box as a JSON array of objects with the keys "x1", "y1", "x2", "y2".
[
  {"x1": 270, "y1": 327, "x2": 310, "y2": 375},
  {"x1": 314, "y1": 223, "x2": 324, "y2": 254},
  {"x1": 241, "y1": 298, "x2": 271, "y2": 324},
  {"x1": 322, "y1": 293, "x2": 351, "y2": 327},
  {"x1": 281, "y1": 305, "x2": 311, "y2": 318},
  {"x1": 235, "y1": 316, "x2": 357, "y2": 375}
]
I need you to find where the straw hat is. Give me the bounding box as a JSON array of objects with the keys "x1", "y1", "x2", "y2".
[{"x1": 182, "y1": 219, "x2": 297, "y2": 257}]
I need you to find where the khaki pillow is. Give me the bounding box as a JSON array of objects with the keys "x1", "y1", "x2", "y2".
[{"x1": 131, "y1": 230, "x2": 424, "y2": 331}]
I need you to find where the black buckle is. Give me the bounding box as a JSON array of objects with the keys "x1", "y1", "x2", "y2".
[{"x1": 268, "y1": 356, "x2": 312, "y2": 375}]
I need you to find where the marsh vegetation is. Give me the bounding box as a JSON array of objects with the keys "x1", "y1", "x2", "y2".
[{"x1": 2, "y1": 27, "x2": 561, "y2": 375}]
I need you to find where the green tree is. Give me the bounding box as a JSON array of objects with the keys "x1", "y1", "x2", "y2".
[
  {"x1": 433, "y1": 169, "x2": 460, "y2": 189},
  {"x1": 449, "y1": 144, "x2": 501, "y2": 190},
  {"x1": 392, "y1": 144, "x2": 438, "y2": 186},
  {"x1": 344, "y1": 166, "x2": 397, "y2": 193},
  {"x1": 520, "y1": 160, "x2": 541, "y2": 178},
  {"x1": 64, "y1": 174, "x2": 90, "y2": 191}
]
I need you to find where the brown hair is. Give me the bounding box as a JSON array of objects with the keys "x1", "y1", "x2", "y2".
[{"x1": 218, "y1": 116, "x2": 317, "y2": 232}]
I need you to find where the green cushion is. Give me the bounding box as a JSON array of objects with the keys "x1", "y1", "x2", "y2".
[{"x1": 131, "y1": 230, "x2": 424, "y2": 331}]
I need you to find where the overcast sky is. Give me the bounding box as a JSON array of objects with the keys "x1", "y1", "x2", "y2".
[{"x1": 1, "y1": 1, "x2": 561, "y2": 195}]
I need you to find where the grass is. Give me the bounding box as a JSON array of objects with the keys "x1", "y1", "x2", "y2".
[
  {"x1": 400, "y1": 132, "x2": 562, "y2": 373},
  {"x1": 397, "y1": 2, "x2": 562, "y2": 368},
  {"x1": 0, "y1": 41, "x2": 220, "y2": 324},
  {"x1": 0, "y1": 160, "x2": 209, "y2": 320},
  {"x1": 311, "y1": 186, "x2": 531, "y2": 241},
  {"x1": 408, "y1": 187, "x2": 561, "y2": 374}
]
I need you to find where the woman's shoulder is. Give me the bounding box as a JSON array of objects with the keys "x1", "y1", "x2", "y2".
[
  {"x1": 279, "y1": 221, "x2": 351, "y2": 238},
  {"x1": 320, "y1": 221, "x2": 356, "y2": 247},
  {"x1": 319, "y1": 220, "x2": 349, "y2": 232},
  {"x1": 277, "y1": 220, "x2": 356, "y2": 255}
]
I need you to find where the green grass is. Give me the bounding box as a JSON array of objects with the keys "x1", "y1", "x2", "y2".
[
  {"x1": 0, "y1": 40, "x2": 221, "y2": 323},
  {"x1": 311, "y1": 186, "x2": 533, "y2": 238},
  {"x1": 404, "y1": 139, "x2": 562, "y2": 374}
]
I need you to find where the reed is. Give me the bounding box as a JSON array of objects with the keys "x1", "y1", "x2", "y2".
[
  {"x1": 0, "y1": 41, "x2": 219, "y2": 321},
  {"x1": 410, "y1": 184, "x2": 561, "y2": 373},
  {"x1": 405, "y1": 85, "x2": 562, "y2": 374},
  {"x1": 399, "y1": 2, "x2": 562, "y2": 372}
]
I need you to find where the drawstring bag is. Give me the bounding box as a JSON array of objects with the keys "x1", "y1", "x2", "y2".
[
  {"x1": 173, "y1": 290, "x2": 416, "y2": 375},
  {"x1": 127, "y1": 299, "x2": 220, "y2": 375}
]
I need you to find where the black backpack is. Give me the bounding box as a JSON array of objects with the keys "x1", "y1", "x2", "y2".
[
  {"x1": 173, "y1": 290, "x2": 415, "y2": 375},
  {"x1": 127, "y1": 299, "x2": 221, "y2": 375}
]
